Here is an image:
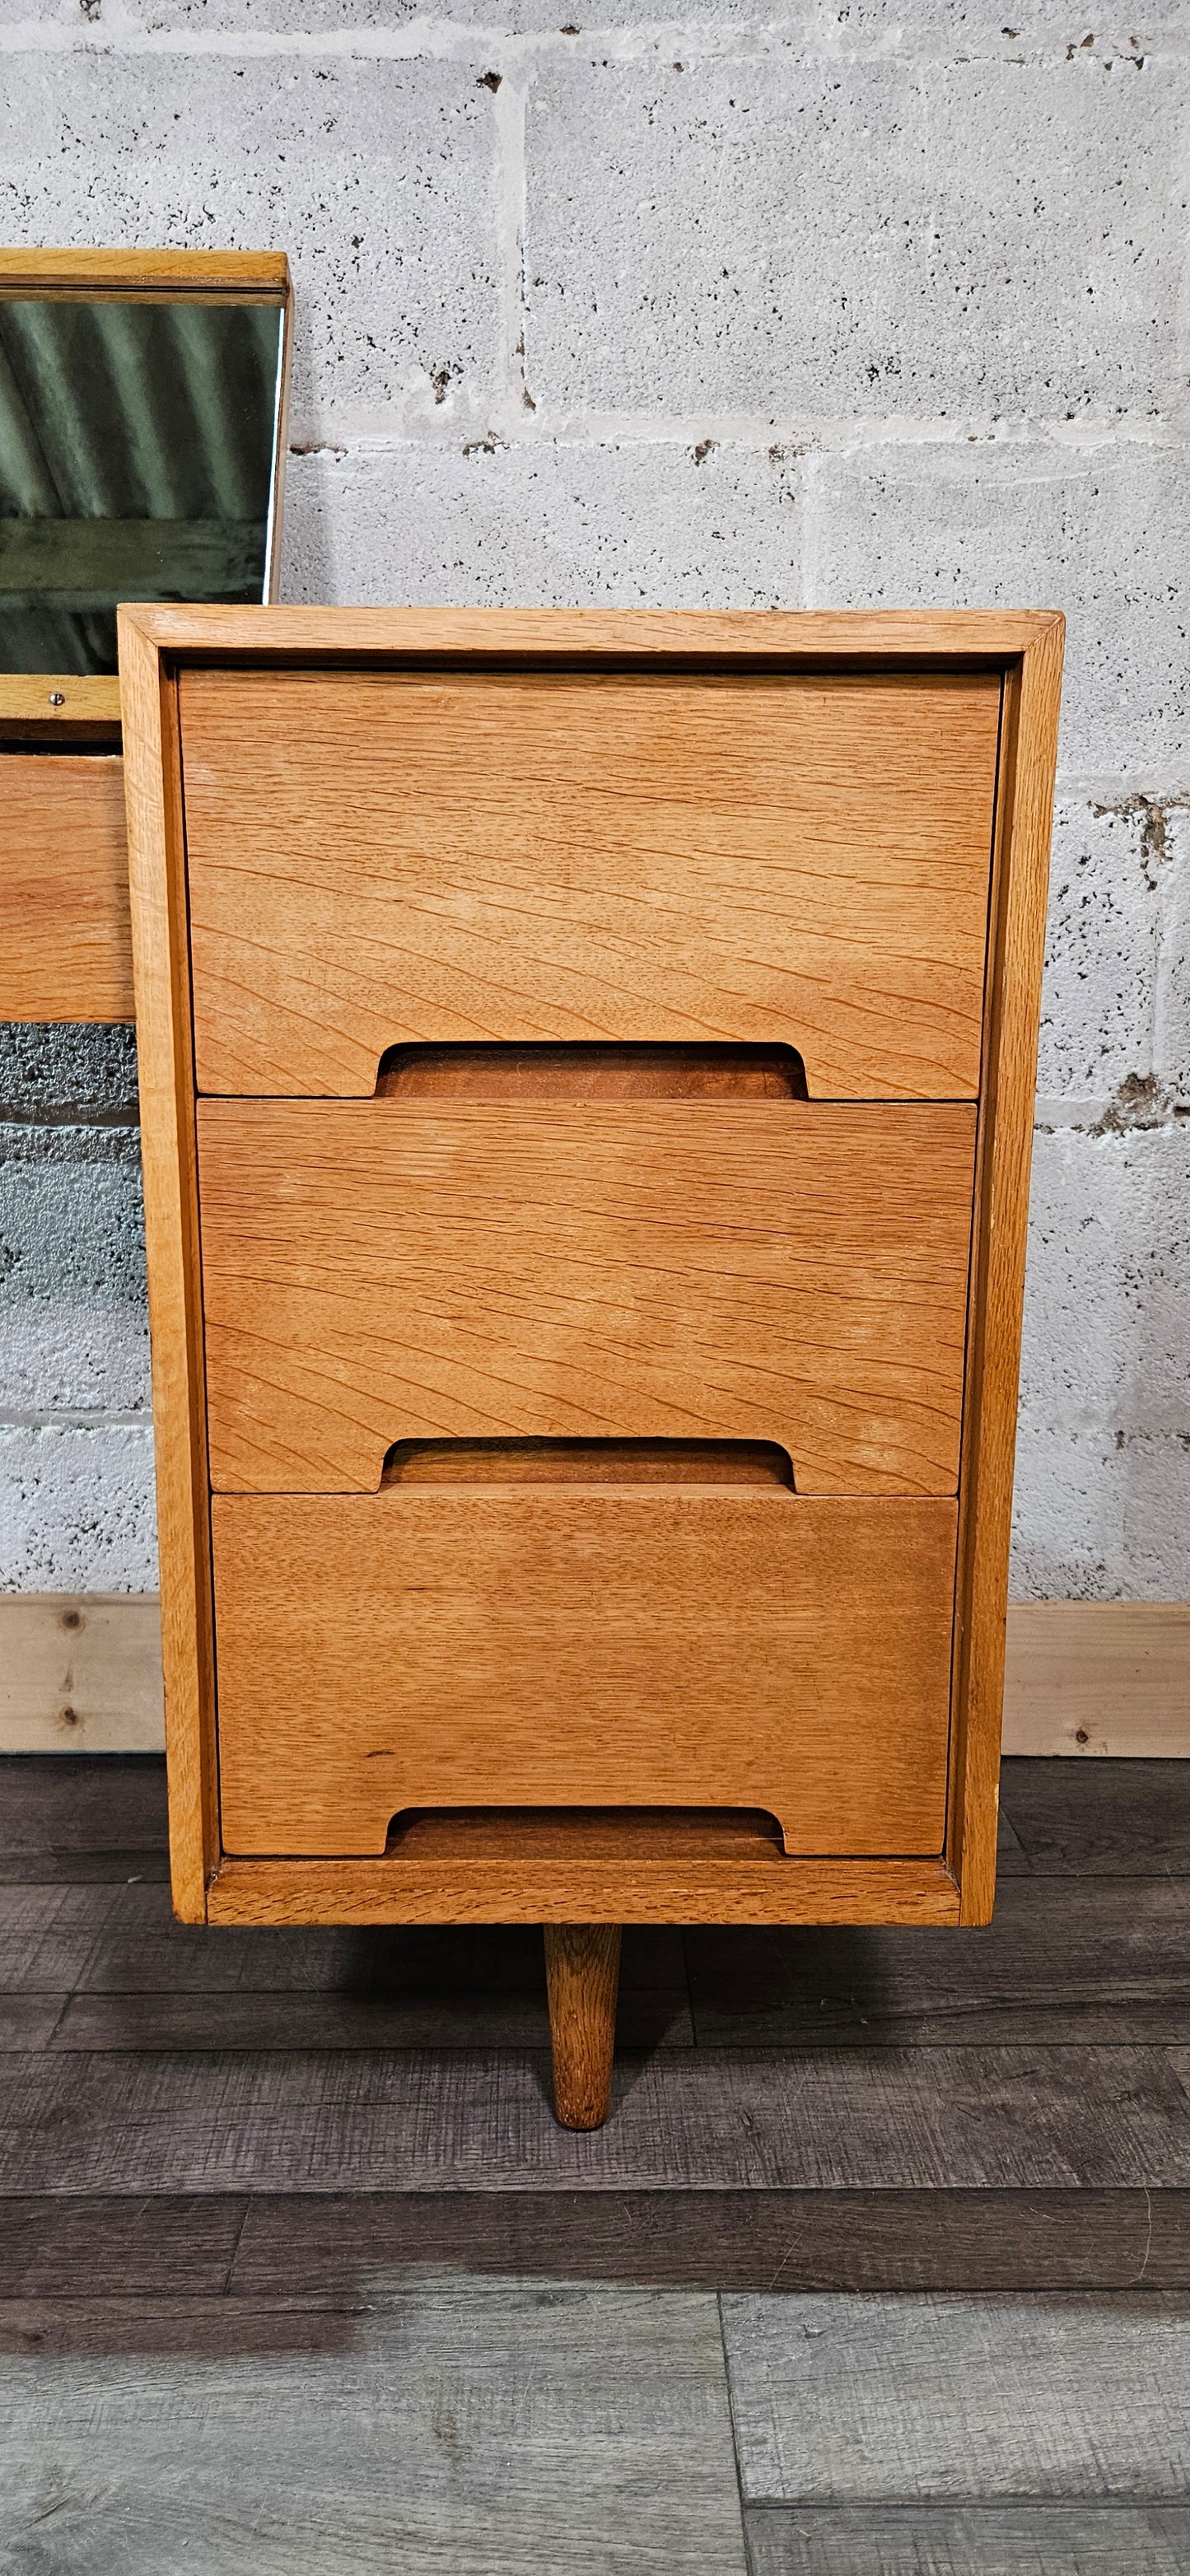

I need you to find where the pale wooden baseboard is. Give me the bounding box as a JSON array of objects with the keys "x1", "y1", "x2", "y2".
[
  {"x1": 0, "y1": 1593, "x2": 164, "y2": 1752},
  {"x1": 1001, "y1": 1601, "x2": 1190, "y2": 1757},
  {"x1": 2, "y1": 1594, "x2": 1188, "y2": 1758}
]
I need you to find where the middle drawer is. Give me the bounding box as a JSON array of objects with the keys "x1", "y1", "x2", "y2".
[{"x1": 197, "y1": 1098, "x2": 976, "y2": 1496}]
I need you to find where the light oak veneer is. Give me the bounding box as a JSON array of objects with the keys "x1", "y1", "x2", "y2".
[
  {"x1": 116, "y1": 605, "x2": 1062, "y2": 1955},
  {"x1": 211, "y1": 1488, "x2": 957, "y2": 1859},
  {"x1": 180, "y1": 665, "x2": 1001, "y2": 1099},
  {"x1": 196, "y1": 1098, "x2": 977, "y2": 1497},
  {"x1": 0, "y1": 754, "x2": 133, "y2": 1021}
]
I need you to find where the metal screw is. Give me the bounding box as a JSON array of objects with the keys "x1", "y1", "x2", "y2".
[{"x1": 48, "y1": 690, "x2": 65, "y2": 707}]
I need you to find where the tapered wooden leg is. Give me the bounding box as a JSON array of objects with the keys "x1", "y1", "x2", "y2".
[{"x1": 543, "y1": 1922, "x2": 623, "y2": 2130}]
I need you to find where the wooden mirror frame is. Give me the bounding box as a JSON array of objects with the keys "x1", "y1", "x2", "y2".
[{"x1": 0, "y1": 249, "x2": 292, "y2": 1021}]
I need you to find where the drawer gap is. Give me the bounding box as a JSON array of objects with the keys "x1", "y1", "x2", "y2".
[
  {"x1": 375, "y1": 1040, "x2": 809, "y2": 1100},
  {"x1": 385, "y1": 1805, "x2": 787, "y2": 1862},
  {"x1": 380, "y1": 1435, "x2": 796, "y2": 1489}
]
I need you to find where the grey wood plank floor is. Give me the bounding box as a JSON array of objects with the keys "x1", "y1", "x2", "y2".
[
  {"x1": 685, "y1": 1878, "x2": 1190, "y2": 2044},
  {"x1": 3, "y1": 1755, "x2": 1190, "y2": 2574},
  {"x1": 7, "y1": 2186, "x2": 1190, "y2": 2299},
  {"x1": 727, "y1": 2290, "x2": 1190, "y2": 2575},
  {"x1": 721, "y1": 2289, "x2": 1190, "y2": 2499},
  {"x1": 0, "y1": 2288, "x2": 749, "y2": 2575},
  {"x1": 744, "y1": 2501, "x2": 1190, "y2": 2573},
  {"x1": 7, "y1": 2039, "x2": 1190, "y2": 2192}
]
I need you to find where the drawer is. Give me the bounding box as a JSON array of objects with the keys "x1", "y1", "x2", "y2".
[
  {"x1": 212, "y1": 1489, "x2": 957, "y2": 1856},
  {"x1": 0, "y1": 754, "x2": 133, "y2": 1022},
  {"x1": 180, "y1": 667, "x2": 1001, "y2": 1099},
  {"x1": 196, "y1": 1098, "x2": 978, "y2": 1496}
]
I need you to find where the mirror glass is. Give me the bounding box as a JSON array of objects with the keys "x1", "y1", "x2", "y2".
[{"x1": 0, "y1": 296, "x2": 285, "y2": 674}]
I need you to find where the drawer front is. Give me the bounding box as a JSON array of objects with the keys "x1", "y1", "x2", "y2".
[
  {"x1": 0, "y1": 754, "x2": 133, "y2": 1022},
  {"x1": 212, "y1": 1491, "x2": 956, "y2": 1857},
  {"x1": 180, "y1": 668, "x2": 1001, "y2": 1099},
  {"x1": 197, "y1": 1099, "x2": 977, "y2": 1496}
]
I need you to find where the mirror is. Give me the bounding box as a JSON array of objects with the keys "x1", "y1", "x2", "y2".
[{"x1": 0, "y1": 251, "x2": 290, "y2": 677}]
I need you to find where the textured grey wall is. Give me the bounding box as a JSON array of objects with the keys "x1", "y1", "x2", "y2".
[{"x1": 1, "y1": 4, "x2": 1188, "y2": 1599}]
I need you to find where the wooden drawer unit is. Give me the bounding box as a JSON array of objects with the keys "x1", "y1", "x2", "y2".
[{"x1": 120, "y1": 609, "x2": 1062, "y2": 2038}]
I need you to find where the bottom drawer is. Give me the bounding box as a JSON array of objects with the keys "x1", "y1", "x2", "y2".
[{"x1": 212, "y1": 1491, "x2": 957, "y2": 1859}]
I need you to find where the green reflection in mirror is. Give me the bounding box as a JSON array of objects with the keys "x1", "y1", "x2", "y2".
[{"x1": 0, "y1": 297, "x2": 284, "y2": 674}]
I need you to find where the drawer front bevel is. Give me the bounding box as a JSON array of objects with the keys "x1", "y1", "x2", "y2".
[
  {"x1": 212, "y1": 1489, "x2": 957, "y2": 1859},
  {"x1": 197, "y1": 1098, "x2": 978, "y2": 1497}
]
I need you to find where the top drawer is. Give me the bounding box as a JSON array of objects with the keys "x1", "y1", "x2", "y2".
[{"x1": 180, "y1": 667, "x2": 1001, "y2": 1099}]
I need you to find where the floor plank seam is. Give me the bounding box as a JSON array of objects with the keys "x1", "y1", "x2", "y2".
[
  {"x1": 742, "y1": 2494, "x2": 1190, "y2": 2512},
  {"x1": 717, "y1": 2285, "x2": 758, "y2": 2576},
  {"x1": 219, "y1": 2194, "x2": 252, "y2": 2294}
]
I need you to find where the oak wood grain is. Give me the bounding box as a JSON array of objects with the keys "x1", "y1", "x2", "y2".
[
  {"x1": 207, "y1": 1854, "x2": 961, "y2": 1927},
  {"x1": 119, "y1": 614, "x2": 217, "y2": 1919},
  {"x1": 0, "y1": 674, "x2": 121, "y2": 735},
  {"x1": 544, "y1": 1923, "x2": 623, "y2": 2129},
  {"x1": 382, "y1": 1438, "x2": 795, "y2": 1487},
  {"x1": 117, "y1": 603, "x2": 1068, "y2": 659},
  {"x1": 210, "y1": 1489, "x2": 956, "y2": 1858},
  {"x1": 0, "y1": 754, "x2": 133, "y2": 1020},
  {"x1": 948, "y1": 619, "x2": 1064, "y2": 1920},
  {"x1": 180, "y1": 666, "x2": 1000, "y2": 1096},
  {"x1": 383, "y1": 1809, "x2": 787, "y2": 1860},
  {"x1": 115, "y1": 606, "x2": 1062, "y2": 1932},
  {"x1": 197, "y1": 1099, "x2": 976, "y2": 1497},
  {"x1": 0, "y1": 247, "x2": 289, "y2": 298},
  {"x1": 376, "y1": 1038, "x2": 808, "y2": 1098},
  {"x1": 67, "y1": 1875, "x2": 669, "y2": 1990}
]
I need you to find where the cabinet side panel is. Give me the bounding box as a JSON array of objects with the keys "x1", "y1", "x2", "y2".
[
  {"x1": 949, "y1": 621, "x2": 1064, "y2": 1922},
  {"x1": 119, "y1": 617, "x2": 215, "y2": 1920}
]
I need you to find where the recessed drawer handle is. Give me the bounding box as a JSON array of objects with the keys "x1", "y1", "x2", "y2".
[
  {"x1": 375, "y1": 1040, "x2": 809, "y2": 1100},
  {"x1": 385, "y1": 1808, "x2": 788, "y2": 1860},
  {"x1": 380, "y1": 1435, "x2": 796, "y2": 1490}
]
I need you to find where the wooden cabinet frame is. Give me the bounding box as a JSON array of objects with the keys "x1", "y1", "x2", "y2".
[{"x1": 118, "y1": 605, "x2": 1062, "y2": 1953}]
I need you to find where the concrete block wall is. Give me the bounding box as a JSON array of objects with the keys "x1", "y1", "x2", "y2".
[{"x1": 2, "y1": 3, "x2": 1188, "y2": 1598}]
